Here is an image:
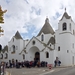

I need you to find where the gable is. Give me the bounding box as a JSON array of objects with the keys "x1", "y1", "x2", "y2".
[
  {"x1": 26, "y1": 36, "x2": 44, "y2": 48},
  {"x1": 25, "y1": 36, "x2": 54, "y2": 53}
]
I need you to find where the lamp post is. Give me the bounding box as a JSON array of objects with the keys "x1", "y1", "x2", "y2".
[{"x1": 0, "y1": 5, "x2": 7, "y2": 37}]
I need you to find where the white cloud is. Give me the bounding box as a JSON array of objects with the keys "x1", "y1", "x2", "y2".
[{"x1": 0, "y1": 0, "x2": 75, "y2": 47}]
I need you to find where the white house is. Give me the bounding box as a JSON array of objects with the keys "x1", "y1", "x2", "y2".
[
  {"x1": 0, "y1": 45, "x2": 8, "y2": 62},
  {"x1": 0, "y1": 9, "x2": 75, "y2": 66}
]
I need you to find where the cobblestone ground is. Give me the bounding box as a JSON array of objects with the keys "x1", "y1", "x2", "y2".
[{"x1": 6, "y1": 67, "x2": 51, "y2": 75}]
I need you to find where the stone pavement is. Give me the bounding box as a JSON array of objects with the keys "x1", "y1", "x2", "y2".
[{"x1": 5, "y1": 66, "x2": 67, "y2": 75}]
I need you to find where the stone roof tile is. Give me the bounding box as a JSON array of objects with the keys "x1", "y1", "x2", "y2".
[
  {"x1": 37, "y1": 18, "x2": 55, "y2": 36},
  {"x1": 14, "y1": 31, "x2": 23, "y2": 39}
]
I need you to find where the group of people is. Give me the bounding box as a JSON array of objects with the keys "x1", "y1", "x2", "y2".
[
  {"x1": 5, "y1": 60, "x2": 48, "y2": 68},
  {"x1": 1, "y1": 57, "x2": 61, "y2": 68}
]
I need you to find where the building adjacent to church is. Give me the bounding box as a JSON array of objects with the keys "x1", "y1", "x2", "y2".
[{"x1": 0, "y1": 10, "x2": 75, "y2": 66}]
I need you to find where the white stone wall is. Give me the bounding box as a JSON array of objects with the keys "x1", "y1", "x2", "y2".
[
  {"x1": 55, "y1": 17, "x2": 75, "y2": 66},
  {"x1": 8, "y1": 37, "x2": 23, "y2": 62},
  {"x1": 40, "y1": 48, "x2": 57, "y2": 65}
]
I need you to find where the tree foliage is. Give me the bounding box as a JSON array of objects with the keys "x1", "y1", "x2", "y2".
[{"x1": 0, "y1": 5, "x2": 7, "y2": 23}]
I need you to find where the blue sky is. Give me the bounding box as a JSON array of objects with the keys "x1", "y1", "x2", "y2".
[{"x1": 0, "y1": 0, "x2": 75, "y2": 47}]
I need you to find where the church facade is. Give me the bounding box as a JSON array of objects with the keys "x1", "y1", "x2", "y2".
[{"x1": 0, "y1": 10, "x2": 75, "y2": 66}]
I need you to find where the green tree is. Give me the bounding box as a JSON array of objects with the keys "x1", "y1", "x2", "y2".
[
  {"x1": 0, "y1": 5, "x2": 7, "y2": 23},
  {"x1": 0, "y1": 5, "x2": 7, "y2": 36}
]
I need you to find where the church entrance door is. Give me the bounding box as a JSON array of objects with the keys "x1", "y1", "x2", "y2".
[{"x1": 35, "y1": 52, "x2": 40, "y2": 61}]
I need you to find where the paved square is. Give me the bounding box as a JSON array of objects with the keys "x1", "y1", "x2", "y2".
[{"x1": 6, "y1": 67, "x2": 51, "y2": 75}]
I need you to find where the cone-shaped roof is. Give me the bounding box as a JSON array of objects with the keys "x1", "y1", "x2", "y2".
[
  {"x1": 37, "y1": 18, "x2": 55, "y2": 36},
  {"x1": 14, "y1": 31, "x2": 23, "y2": 39}
]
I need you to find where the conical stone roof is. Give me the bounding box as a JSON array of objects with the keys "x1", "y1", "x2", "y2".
[
  {"x1": 37, "y1": 18, "x2": 55, "y2": 36},
  {"x1": 14, "y1": 31, "x2": 23, "y2": 39}
]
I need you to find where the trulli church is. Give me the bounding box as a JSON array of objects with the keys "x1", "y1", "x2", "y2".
[{"x1": 0, "y1": 9, "x2": 75, "y2": 66}]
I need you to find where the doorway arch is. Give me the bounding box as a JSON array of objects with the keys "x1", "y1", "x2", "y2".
[{"x1": 28, "y1": 46, "x2": 40, "y2": 61}]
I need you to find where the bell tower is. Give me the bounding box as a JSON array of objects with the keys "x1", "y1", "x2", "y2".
[{"x1": 56, "y1": 8, "x2": 75, "y2": 66}]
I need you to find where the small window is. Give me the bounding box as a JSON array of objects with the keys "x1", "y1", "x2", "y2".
[
  {"x1": 11, "y1": 45, "x2": 15, "y2": 54},
  {"x1": 72, "y1": 43, "x2": 74, "y2": 49},
  {"x1": 67, "y1": 50, "x2": 69, "y2": 53},
  {"x1": 23, "y1": 54, "x2": 25, "y2": 59},
  {"x1": 73, "y1": 30, "x2": 74, "y2": 35},
  {"x1": 13, "y1": 45, "x2": 15, "y2": 52},
  {"x1": 69, "y1": 23, "x2": 71, "y2": 31},
  {"x1": 13, "y1": 38, "x2": 14, "y2": 42},
  {"x1": 32, "y1": 40, "x2": 35, "y2": 45},
  {"x1": 46, "y1": 52, "x2": 49, "y2": 58},
  {"x1": 62, "y1": 23, "x2": 67, "y2": 31},
  {"x1": 5, "y1": 53, "x2": 8, "y2": 59},
  {"x1": 1, "y1": 54, "x2": 3, "y2": 59},
  {"x1": 41, "y1": 34, "x2": 44, "y2": 41},
  {"x1": 58, "y1": 46, "x2": 60, "y2": 51}
]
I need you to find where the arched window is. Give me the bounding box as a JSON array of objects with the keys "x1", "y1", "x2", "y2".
[
  {"x1": 13, "y1": 38, "x2": 14, "y2": 42},
  {"x1": 41, "y1": 34, "x2": 44, "y2": 41},
  {"x1": 62, "y1": 22, "x2": 67, "y2": 31},
  {"x1": 13, "y1": 45, "x2": 15, "y2": 52},
  {"x1": 67, "y1": 50, "x2": 69, "y2": 53},
  {"x1": 1, "y1": 54, "x2": 3, "y2": 59},
  {"x1": 23, "y1": 54, "x2": 25, "y2": 59},
  {"x1": 46, "y1": 52, "x2": 49, "y2": 58},
  {"x1": 72, "y1": 43, "x2": 74, "y2": 48},
  {"x1": 73, "y1": 30, "x2": 74, "y2": 35},
  {"x1": 5, "y1": 53, "x2": 8, "y2": 59},
  {"x1": 58, "y1": 46, "x2": 60, "y2": 51},
  {"x1": 69, "y1": 23, "x2": 71, "y2": 31},
  {"x1": 11, "y1": 45, "x2": 15, "y2": 54}
]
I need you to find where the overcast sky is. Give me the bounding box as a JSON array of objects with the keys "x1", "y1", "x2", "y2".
[{"x1": 0, "y1": 0, "x2": 75, "y2": 47}]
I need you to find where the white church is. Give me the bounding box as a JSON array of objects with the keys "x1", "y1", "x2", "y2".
[{"x1": 0, "y1": 9, "x2": 75, "y2": 66}]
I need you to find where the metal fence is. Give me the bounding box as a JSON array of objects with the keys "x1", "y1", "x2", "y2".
[{"x1": 0, "y1": 64, "x2": 5, "y2": 75}]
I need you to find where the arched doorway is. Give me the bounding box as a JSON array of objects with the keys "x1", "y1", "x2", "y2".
[
  {"x1": 35, "y1": 52, "x2": 40, "y2": 61},
  {"x1": 28, "y1": 46, "x2": 40, "y2": 61}
]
